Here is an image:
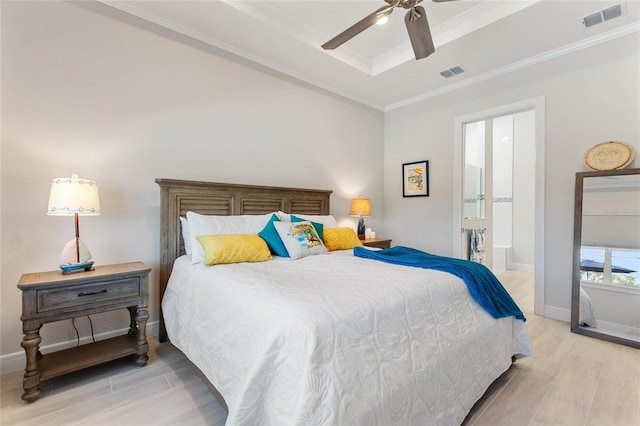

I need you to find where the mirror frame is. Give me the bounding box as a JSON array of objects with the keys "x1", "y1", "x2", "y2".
[{"x1": 572, "y1": 167, "x2": 640, "y2": 349}]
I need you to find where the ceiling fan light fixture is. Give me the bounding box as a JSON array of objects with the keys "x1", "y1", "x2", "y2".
[
  {"x1": 376, "y1": 15, "x2": 389, "y2": 25},
  {"x1": 322, "y1": 0, "x2": 445, "y2": 59}
]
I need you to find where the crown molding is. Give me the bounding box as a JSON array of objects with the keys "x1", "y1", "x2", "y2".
[
  {"x1": 98, "y1": 0, "x2": 385, "y2": 110},
  {"x1": 385, "y1": 20, "x2": 640, "y2": 111}
]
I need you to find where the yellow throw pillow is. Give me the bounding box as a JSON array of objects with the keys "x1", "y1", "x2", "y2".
[
  {"x1": 196, "y1": 234, "x2": 272, "y2": 265},
  {"x1": 323, "y1": 228, "x2": 364, "y2": 251}
]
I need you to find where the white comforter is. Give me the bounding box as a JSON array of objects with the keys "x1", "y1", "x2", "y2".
[{"x1": 162, "y1": 250, "x2": 533, "y2": 426}]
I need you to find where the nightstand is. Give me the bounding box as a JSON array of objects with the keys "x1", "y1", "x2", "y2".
[
  {"x1": 17, "y1": 262, "x2": 151, "y2": 402},
  {"x1": 362, "y1": 238, "x2": 392, "y2": 249}
]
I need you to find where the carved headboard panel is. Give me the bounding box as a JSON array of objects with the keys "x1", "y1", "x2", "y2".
[{"x1": 155, "y1": 178, "x2": 332, "y2": 341}]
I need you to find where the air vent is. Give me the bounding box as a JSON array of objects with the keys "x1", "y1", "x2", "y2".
[
  {"x1": 440, "y1": 65, "x2": 465, "y2": 78},
  {"x1": 582, "y1": 3, "x2": 624, "y2": 28},
  {"x1": 603, "y1": 3, "x2": 623, "y2": 20},
  {"x1": 583, "y1": 13, "x2": 603, "y2": 28}
]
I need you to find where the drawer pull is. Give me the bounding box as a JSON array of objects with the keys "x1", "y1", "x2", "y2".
[{"x1": 78, "y1": 289, "x2": 108, "y2": 297}]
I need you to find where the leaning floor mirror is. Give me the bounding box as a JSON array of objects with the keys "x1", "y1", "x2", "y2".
[{"x1": 572, "y1": 168, "x2": 640, "y2": 348}]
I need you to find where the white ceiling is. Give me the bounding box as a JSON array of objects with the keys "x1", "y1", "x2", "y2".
[{"x1": 100, "y1": 0, "x2": 640, "y2": 111}]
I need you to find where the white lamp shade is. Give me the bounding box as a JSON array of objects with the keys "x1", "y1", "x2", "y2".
[{"x1": 47, "y1": 174, "x2": 101, "y2": 216}]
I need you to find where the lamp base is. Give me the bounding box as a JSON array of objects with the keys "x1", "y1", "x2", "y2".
[
  {"x1": 60, "y1": 260, "x2": 95, "y2": 275},
  {"x1": 357, "y1": 217, "x2": 366, "y2": 240},
  {"x1": 59, "y1": 237, "x2": 94, "y2": 274}
]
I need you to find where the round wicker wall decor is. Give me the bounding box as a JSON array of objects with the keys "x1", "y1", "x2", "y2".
[{"x1": 584, "y1": 141, "x2": 635, "y2": 171}]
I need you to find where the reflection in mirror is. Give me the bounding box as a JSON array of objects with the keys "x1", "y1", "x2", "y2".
[{"x1": 572, "y1": 168, "x2": 640, "y2": 348}]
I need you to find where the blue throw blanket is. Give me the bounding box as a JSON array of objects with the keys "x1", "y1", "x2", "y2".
[{"x1": 353, "y1": 246, "x2": 525, "y2": 321}]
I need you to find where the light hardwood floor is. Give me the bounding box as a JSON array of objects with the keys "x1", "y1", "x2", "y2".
[{"x1": 1, "y1": 271, "x2": 638, "y2": 425}]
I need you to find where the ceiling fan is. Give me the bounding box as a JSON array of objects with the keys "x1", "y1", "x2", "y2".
[{"x1": 321, "y1": 0, "x2": 456, "y2": 60}]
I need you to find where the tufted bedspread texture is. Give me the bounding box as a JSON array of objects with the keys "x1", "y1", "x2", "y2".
[{"x1": 162, "y1": 249, "x2": 534, "y2": 426}]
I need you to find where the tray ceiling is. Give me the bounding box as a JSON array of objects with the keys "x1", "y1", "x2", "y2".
[{"x1": 100, "y1": 0, "x2": 640, "y2": 111}]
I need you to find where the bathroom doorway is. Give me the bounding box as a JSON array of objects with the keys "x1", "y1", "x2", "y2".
[{"x1": 453, "y1": 97, "x2": 545, "y2": 315}]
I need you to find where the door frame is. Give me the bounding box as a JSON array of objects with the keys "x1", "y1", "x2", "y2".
[{"x1": 453, "y1": 96, "x2": 546, "y2": 316}]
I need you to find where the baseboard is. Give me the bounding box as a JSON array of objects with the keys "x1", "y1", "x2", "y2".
[
  {"x1": 543, "y1": 305, "x2": 570, "y2": 322},
  {"x1": 527, "y1": 305, "x2": 638, "y2": 336},
  {"x1": 595, "y1": 319, "x2": 640, "y2": 338},
  {"x1": 0, "y1": 321, "x2": 159, "y2": 375}
]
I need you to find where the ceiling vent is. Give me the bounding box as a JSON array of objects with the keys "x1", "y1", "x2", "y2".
[
  {"x1": 440, "y1": 65, "x2": 465, "y2": 79},
  {"x1": 582, "y1": 3, "x2": 624, "y2": 28}
]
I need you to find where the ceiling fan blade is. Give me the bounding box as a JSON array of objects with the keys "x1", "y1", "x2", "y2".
[
  {"x1": 322, "y1": 5, "x2": 394, "y2": 50},
  {"x1": 405, "y1": 6, "x2": 435, "y2": 60}
]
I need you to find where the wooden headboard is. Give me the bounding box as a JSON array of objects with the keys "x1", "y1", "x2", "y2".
[{"x1": 155, "y1": 178, "x2": 333, "y2": 342}]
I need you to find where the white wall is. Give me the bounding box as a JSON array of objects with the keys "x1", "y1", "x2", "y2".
[
  {"x1": 582, "y1": 285, "x2": 640, "y2": 336},
  {"x1": 582, "y1": 188, "x2": 640, "y2": 248},
  {"x1": 384, "y1": 33, "x2": 640, "y2": 317},
  {"x1": 491, "y1": 110, "x2": 535, "y2": 270},
  {"x1": 0, "y1": 1, "x2": 384, "y2": 367},
  {"x1": 492, "y1": 115, "x2": 514, "y2": 249},
  {"x1": 512, "y1": 110, "x2": 536, "y2": 268}
]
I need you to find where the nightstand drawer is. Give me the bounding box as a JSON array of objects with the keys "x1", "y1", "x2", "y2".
[{"x1": 37, "y1": 278, "x2": 140, "y2": 312}]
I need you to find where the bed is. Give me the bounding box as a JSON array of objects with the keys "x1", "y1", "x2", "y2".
[{"x1": 156, "y1": 178, "x2": 534, "y2": 426}]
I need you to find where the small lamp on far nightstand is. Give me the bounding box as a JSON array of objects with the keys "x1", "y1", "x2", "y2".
[
  {"x1": 47, "y1": 174, "x2": 101, "y2": 274},
  {"x1": 349, "y1": 195, "x2": 371, "y2": 240}
]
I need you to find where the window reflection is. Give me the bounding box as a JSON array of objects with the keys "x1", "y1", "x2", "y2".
[{"x1": 580, "y1": 246, "x2": 640, "y2": 288}]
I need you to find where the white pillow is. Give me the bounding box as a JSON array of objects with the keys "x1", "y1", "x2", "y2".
[
  {"x1": 273, "y1": 220, "x2": 328, "y2": 260},
  {"x1": 276, "y1": 211, "x2": 339, "y2": 228},
  {"x1": 179, "y1": 216, "x2": 191, "y2": 255},
  {"x1": 186, "y1": 211, "x2": 273, "y2": 264}
]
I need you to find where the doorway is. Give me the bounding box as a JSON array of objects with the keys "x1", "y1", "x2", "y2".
[
  {"x1": 461, "y1": 111, "x2": 536, "y2": 272},
  {"x1": 453, "y1": 97, "x2": 546, "y2": 316}
]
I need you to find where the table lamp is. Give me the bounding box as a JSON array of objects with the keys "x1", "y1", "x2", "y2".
[
  {"x1": 349, "y1": 196, "x2": 371, "y2": 240},
  {"x1": 47, "y1": 174, "x2": 101, "y2": 274}
]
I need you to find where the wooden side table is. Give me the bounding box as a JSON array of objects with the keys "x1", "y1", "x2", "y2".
[
  {"x1": 17, "y1": 262, "x2": 151, "y2": 402},
  {"x1": 362, "y1": 238, "x2": 392, "y2": 249}
]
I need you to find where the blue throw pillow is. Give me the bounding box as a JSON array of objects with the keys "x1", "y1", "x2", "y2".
[
  {"x1": 291, "y1": 215, "x2": 324, "y2": 240},
  {"x1": 258, "y1": 214, "x2": 289, "y2": 257}
]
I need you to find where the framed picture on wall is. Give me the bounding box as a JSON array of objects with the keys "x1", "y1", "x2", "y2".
[{"x1": 402, "y1": 160, "x2": 429, "y2": 197}]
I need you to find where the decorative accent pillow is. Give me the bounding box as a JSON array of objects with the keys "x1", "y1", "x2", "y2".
[
  {"x1": 276, "y1": 212, "x2": 339, "y2": 228},
  {"x1": 291, "y1": 215, "x2": 324, "y2": 240},
  {"x1": 179, "y1": 216, "x2": 191, "y2": 255},
  {"x1": 323, "y1": 228, "x2": 364, "y2": 251},
  {"x1": 258, "y1": 214, "x2": 289, "y2": 257},
  {"x1": 195, "y1": 234, "x2": 272, "y2": 266},
  {"x1": 186, "y1": 211, "x2": 273, "y2": 264},
  {"x1": 273, "y1": 220, "x2": 328, "y2": 260}
]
